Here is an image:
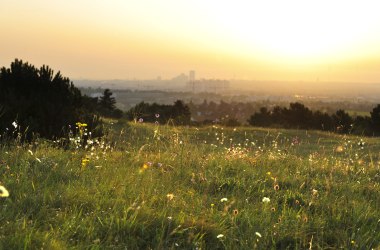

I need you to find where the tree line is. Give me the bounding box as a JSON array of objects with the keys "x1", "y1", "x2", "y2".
[
  {"x1": 248, "y1": 102, "x2": 380, "y2": 135},
  {"x1": 125, "y1": 100, "x2": 191, "y2": 125}
]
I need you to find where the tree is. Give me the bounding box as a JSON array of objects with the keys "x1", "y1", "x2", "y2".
[
  {"x1": 98, "y1": 89, "x2": 123, "y2": 118},
  {"x1": 125, "y1": 100, "x2": 191, "y2": 125},
  {"x1": 248, "y1": 107, "x2": 272, "y2": 127},
  {"x1": 99, "y1": 89, "x2": 116, "y2": 111},
  {"x1": 171, "y1": 100, "x2": 191, "y2": 125},
  {"x1": 332, "y1": 109, "x2": 353, "y2": 134},
  {"x1": 0, "y1": 59, "x2": 100, "y2": 140},
  {"x1": 370, "y1": 104, "x2": 380, "y2": 134}
]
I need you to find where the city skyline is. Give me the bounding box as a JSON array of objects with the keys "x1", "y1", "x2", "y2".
[{"x1": 2, "y1": 1, "x2": 380, "y2": 83}]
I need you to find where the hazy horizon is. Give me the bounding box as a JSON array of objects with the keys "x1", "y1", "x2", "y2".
[{"x1": 2, "y1": 1, "x2": 380, "y2": 83}]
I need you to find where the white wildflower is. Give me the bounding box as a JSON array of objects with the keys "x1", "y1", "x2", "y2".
[
  {"x1": 217, "y1": 234, "x2": 224, "y2": 239},
  {"x1": 220, "y1": 197, "x2": 228, "y2": 202},
  {"x1": 262, "y1": 197, "x2": 270, "y2": 203}
]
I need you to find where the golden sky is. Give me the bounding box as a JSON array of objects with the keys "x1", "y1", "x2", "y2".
[{"x1": 1, "y1": 0, "x2": 380, "y2": 82}]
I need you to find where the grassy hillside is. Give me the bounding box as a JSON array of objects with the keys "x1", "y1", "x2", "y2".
[{"x1": 1, "y1": 121, "x2": 380, "y2": 249}]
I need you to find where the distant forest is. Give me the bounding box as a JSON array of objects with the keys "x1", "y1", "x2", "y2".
[{"x1": 248, "y1": 102, "x2": 380, "y2": 136}]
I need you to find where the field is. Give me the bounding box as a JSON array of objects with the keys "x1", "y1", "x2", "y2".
[{"x1": 1, "y1": 121, "x2": 380, "y2": 249}]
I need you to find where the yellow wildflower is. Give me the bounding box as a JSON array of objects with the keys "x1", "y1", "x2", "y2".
[
  {"x1": 0, "y1": 185, "x2": 9, "y2": 198},
  {"x1": 166, "y1": 193, "x2": 174, "y2": 201},
  {"x1": 81, "y1": 157, "x2": 90, "y2": 169}
]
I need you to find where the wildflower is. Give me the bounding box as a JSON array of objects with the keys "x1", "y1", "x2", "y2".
[
  {"x1": 12, "y1": 121, "x2": 17, "y2": 128},
  {"x1": 155, "y1": 113, "x2": 160, "y2": 118},
  {"x1": 167, "y1": 216, "x2": 173, "y2": 220},
  {"x1": 0, "y1": 185, "x2": 9, "y2": 197},
  {"x1": 138, "y1": 118, "x2": 143, "y2": 123},
  {"x1": 217, "y1": 234, "x2": 224, "y2": 239},
  {"x1": 166, "y1": 193, "x2": 174, "y2": 201},
  {"x1": 271, "y1": 207, "x2": 276, "y2": 212},
  {"x1": 76, "y1": 122, "x2": 87, "y2": 128},
  {"x1": 255, "y1": 232, "x2": 262, "y2": 238},
  {"x1": 274, "y1": 184, "x2": 280, "y2": 191},
  {"x1": 220, "y1": 197, "x2": 228, "y2": 202},
  {"x1": 81, "y1": 157, "x2": 90, "y2": 169},
  {"x1": 262, "y1": 197, "x2": 270, "y2": 203}
]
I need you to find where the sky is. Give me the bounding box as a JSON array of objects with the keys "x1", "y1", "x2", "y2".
[{"x1": 2, "y1": 0, "x2": 380, "y2": 82}]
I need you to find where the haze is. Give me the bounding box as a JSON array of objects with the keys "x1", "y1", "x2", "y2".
[{"x1": 2, "y1": 0, "x2": 380, "y2": 83}]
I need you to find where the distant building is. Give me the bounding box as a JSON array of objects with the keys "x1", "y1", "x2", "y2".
[
  {"x1": 189, "y1": 70, "x2": 195, "y2": 82},
  {"x1": 186, "y1": 79, "x2": 230, "y2": 93}
]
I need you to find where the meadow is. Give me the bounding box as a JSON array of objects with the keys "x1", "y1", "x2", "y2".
[{"x1": 0, "y1": 121, "x2": 379, "y2": 249}]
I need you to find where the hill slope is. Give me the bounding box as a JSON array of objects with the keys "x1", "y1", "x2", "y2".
[{"x1": 1, "y1": 122, "x2": 379, "y2": 249}]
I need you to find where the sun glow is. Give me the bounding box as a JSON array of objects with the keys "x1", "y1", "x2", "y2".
[
  {"x1": 198, "y1": 1, "x2": 380, "y2": 64},
  {"x1": 2, "y1": 0, "x2": 380, "y2": 80}
]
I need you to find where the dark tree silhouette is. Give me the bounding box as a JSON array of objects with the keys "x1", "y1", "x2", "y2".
[
  {"x1": 370, "y1": 104, "x2": 380, "y2": 134},
  {"x1": 99, "y1": 89, "x2": 116, "y2": 111},
  {"x1": 333, "y1": 109, "x2": 353, "y2": 134},
  {"x1": 0, "y1": 59, "x2": 100, "y2": 140},
  {"x1": 126, "y1": 100, "x2": 191, "y2": 125},
  {"x1": 98, "y1": 89, "x2": 123, "y2": 118}
]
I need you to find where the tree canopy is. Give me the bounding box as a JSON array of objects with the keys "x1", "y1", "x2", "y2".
[{"x1": 0, "y1": 59, "x2": 100, "y2": 140}]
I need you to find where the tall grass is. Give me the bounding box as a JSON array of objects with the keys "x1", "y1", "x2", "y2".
[{"x1": 0, "y1": 121, "x2": 379, "y2": 249}]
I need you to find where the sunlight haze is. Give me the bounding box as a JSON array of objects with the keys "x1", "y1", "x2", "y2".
[{"x1": 2, "y1": 0, "x2": 380, "y2": 82}]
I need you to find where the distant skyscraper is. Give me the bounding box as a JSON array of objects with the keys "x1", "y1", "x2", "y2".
[{"x1": 189, "y1": 70, "x2": 195, "y2": 82}]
